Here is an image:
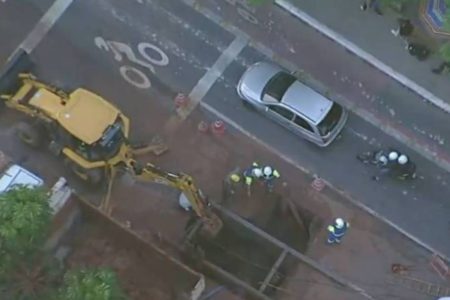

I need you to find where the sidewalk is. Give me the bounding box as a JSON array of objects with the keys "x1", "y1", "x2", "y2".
[
  {"x1": 157, "y1": 107, "x2": 448, "y2": 300},
  {"x1": 107, "y1": 99, "x2": 448, "y2": 299},
  {"x1": 287, "y1": 184, "x2": 448, "y2": 300},
  {"x1": 276, "y1": 0, "x2": 450, "y2": 111}
]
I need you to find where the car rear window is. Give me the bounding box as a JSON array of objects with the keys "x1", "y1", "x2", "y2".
[
  {"x1": 318, "y1": 103, "x2": 343, "y2": 136},
  {"x1": 263, "y1": 72, "x2": 296, "y2": 101}
]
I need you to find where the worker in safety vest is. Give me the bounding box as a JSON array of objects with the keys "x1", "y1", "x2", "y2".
[
  {"x1": 223, "y1": 167, "x2": 241, "y2": 199},
  {"x1": 327, "y1": 218, "x2": 350, "y2": 245},
  {"x1": 261, "y1": 166, "x2": 280, "y2": 192},
  {"x1": 242, "y1": 162, "x2": 262, "y2": 196}
]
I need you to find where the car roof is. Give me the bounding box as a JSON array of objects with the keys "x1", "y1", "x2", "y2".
[
  {"x1": 0, "y1": 164, "x2": 44, "y2": 193},
  {"x1": 281, "y1": 81, "x2": 333, "y2": 124},
  {"x1": 238, "y1": 62, "x2": 282, "y2": 101}
]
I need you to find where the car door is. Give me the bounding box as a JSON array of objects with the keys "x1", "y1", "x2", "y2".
[
  {"x1": 265, "y1": 104, "x2": 295, "y2": 129},
  {"x1": 290, "y1": 114, "x2": 322, "y2": 145}
]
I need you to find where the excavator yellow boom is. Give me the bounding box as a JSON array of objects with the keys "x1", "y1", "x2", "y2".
[
  {"x1": 126, "y1": 160, "x2": 207, "y2": 218},
  {"x1": 102, "y1": 158, "x2": 223, "y2": 237}
]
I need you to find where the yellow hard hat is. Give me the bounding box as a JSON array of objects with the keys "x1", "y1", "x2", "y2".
[{"x1": 230, "y1": 174, "x2": 240, "y2": 182}]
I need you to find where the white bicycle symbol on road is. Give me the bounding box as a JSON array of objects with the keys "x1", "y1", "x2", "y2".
[{"x1": 94, "y1": 36, "x2": 170, "y2": 89}]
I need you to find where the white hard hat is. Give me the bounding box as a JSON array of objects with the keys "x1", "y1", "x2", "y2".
[
  {"x1": 378, "y1": 155, "x2": 388, "y2": 164},
  {"x1": 398, "y1": 154, "x2": 408, "y2": 165},
  {"x1": 263, "y1": 166, "x2": 272, "y2": 176},
  {"x1": 335, "y1": 218, "x2": 344, "y2": 229},
  {"x1": 388, "y1": 151, "x2": 399, "y2": 161},
  {"x1": 253, "y1": 168, "x2": 263, "y2": 178}
]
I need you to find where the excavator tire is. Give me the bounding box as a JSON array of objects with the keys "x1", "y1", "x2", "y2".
[
  {"x1": 16, "y1": 121, "x2": 43, "y2": 148},
  {"x1": 65, "y1": 159, "x2": 104, "y2": 186}
]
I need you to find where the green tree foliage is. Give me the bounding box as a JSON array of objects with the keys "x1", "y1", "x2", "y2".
[
  {"x1": 0, "y1": 186, "x2": 52, "y2": 276},
  {"x1": 57, "y1": 269, "x2": 127, "y2": 300},
  {"x1": 444, "y1": 0, "x2": 450, "y2": 30}
]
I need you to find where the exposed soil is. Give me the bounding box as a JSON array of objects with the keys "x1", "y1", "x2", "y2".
[
  {"x1": 65, "y1": 216, "x2": 199, "y2": 300},
  {"x1": 110, "y1": 179, "x2": 191, "y2": 248}
]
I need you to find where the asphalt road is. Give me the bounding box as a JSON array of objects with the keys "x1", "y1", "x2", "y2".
[
  {"x1": 197, "y1": 0, "x2": 450, "y2": 168},
  {"x1": 0, "y1": 0, "x2": 53, "y2": 62},
  {"x1": 1, "y1": 0, "x2": 449, "y2": 257}
]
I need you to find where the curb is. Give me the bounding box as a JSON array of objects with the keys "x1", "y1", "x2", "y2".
[
  {"x1": 199, "y1": 101, "x2": 450, "y2": 264},
  {"x1": 274, "y1": 0, "x2": 450, "y2": 114}
]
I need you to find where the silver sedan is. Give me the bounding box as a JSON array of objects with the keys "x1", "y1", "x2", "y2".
[{"x1": 237, "y1": 62, "x2": 347, "y2": 147}]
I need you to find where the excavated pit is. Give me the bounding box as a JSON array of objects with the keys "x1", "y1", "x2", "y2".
[
  {"x1": 191, "y1": 188, "x2": 317, "y2": 297},
  {"x1": 84, "y1": 174, "x2": 320, "y2": 299}
]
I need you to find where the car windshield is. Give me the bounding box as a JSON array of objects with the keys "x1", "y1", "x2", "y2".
[
  {"x1": 317, "y1": 103, "x2": 343, "y2": 136},
  {"x1": 263, "y1": 72, "x2": 296, "y2": 101}
]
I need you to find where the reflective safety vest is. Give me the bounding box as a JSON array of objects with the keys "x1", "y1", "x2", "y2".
[{"x1": 327, "y1": 222, "x2": 349, "y2": 237}]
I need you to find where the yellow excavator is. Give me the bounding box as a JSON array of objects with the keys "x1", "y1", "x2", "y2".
[{"x1": 0, "y1": 52, "x2": 222, "y2": 236}]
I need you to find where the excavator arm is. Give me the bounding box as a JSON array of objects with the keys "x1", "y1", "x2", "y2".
[
  {"x1": 127, "y1": 160, "x2": 208, "y2": 217},
  {"x1": 125, "y1": 159, "x2": 223, "y2": 236}
]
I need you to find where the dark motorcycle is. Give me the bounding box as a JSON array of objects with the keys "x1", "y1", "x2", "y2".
[{"x1": 357, "y1": 149, "x2": 417, "y2": 181}]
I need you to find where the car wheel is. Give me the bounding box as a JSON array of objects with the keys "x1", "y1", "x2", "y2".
[{"x1": 16, "y1": 121, "x2": 43, "y2": 148}]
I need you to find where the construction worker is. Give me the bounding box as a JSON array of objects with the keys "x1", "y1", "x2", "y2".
[
  {"x1": 261, "y1": 166, "x2": 280, "y2": 192},
  {"x1": 373, "y1": 150, "x2": 399, "y2": 181},
  {"x1": 396, "y1": 154, "x2": 416, "y2": 180},
  {"x1": 223, "y1": 167, "x2": 242, "y2": 200},
  {"x1": 327, "y1": 218, "x2": 350, "y2": 245},
  {"x1": 242, "y1": 162, "x2": 262, "y2": 196}
]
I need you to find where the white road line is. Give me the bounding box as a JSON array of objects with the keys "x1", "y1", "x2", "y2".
[
  {"x1": 20, "y1": 0, "x2": 74, "y2": 53},
  {"x1": 177, "y1": 35, "x2": 248, "y2": 120}
]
